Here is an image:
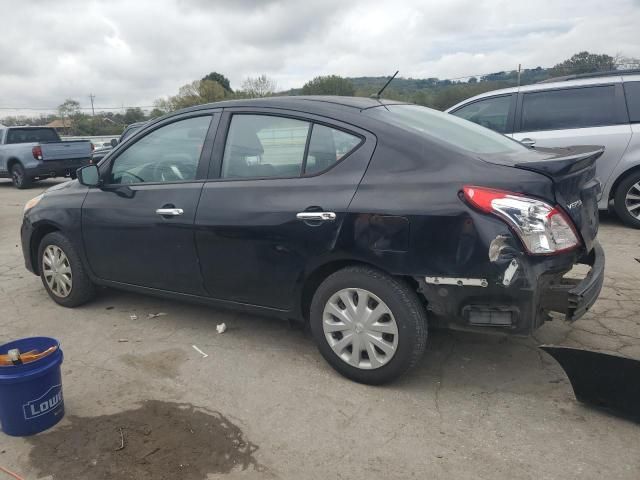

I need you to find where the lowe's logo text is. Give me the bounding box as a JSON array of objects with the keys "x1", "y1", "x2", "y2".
[{"x1": 23, "y1": 385, "x2": 64, "y2": 420}]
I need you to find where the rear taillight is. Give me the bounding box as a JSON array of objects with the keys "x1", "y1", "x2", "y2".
[
  {"x1": 32, "y1": 146, "x2": 43, "y2": 161},
  {"x1": 463, "y1": 186, "x2": 580, "y2": 255}
]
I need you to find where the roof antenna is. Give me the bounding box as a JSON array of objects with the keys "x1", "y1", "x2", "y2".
[{"x1": 371, "y1": 70, "x2": 399, "y2": 99}]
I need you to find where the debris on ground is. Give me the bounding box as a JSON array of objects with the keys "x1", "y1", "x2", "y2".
[
  {"x1": 106, "y1": 306, "x2": 114, "y2": 310},
  {"x1": 129, "y1": 314, "x2": 138, "y2": 321},
  {"x1": 115, "y1": 427, "x2": 125, "y2": 452},
  {"x1": 0, "y1": 464, "x2": 26, "y2": 480},
  {"x1": 118, "y1": 339, "x2": 128, "y2": 343},
  {"x1": 147, "y1": 312, "x2": 167, "y2": 319},
  {"x1": 192, "y1": 345, "x2": 208, "y2": 358},
  {"x1": 216, "y1": 323, "x2": 227, "y2": 334}
]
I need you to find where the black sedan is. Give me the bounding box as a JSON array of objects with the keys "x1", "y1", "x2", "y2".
[{"x1": 21, "y1": 96, "x2": 604, "y2": 384}]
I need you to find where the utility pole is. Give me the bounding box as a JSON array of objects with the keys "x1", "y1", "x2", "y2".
[
  {"x1": 89, "y1": 93, "x2": 96, "y2": 117},
  {"x1": 517, "y1": 64, "x2": 522, "y2": 87}
]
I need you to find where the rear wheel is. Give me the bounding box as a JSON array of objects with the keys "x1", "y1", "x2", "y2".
[
  {"x1": 11, "y1": 163, "x2": 31, "y2": 189},
  {"x1": 310, "y1": 266, "x2": 427, "y2": 384},
  {"x1": 38, "y1": 232, "x2": 96, "y2": 307},
  {"x1": 614, "y1": 171, "x2": 640, "y2": 229}
]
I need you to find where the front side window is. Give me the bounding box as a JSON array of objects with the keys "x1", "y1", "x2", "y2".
[
  {"x1": 451, "y1": 95, "x2": 512, "y2": 133},
  {"x1": 521, "y1": 85, "x2": 618, "y2": 132},
  {"x1": 624, "y1": 81, "x2": 640, "y2": 123},
  {"x1": 109, "y1": 116, "x2": 211, "y2": 184},
  {"x1": 222, "y1": 115, "x2": 310, "y2": 178}
]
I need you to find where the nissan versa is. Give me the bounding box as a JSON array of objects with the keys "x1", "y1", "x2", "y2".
[{"x1": 21, "y1": 96, "x2": 605, "y2": 384}]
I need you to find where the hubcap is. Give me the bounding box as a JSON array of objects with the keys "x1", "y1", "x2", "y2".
[
  {"x1": 12, "y1": 169, "x2": 22, "y2": 186},
  {"x1": 625, "y1": 181, "x2": 640, "y2": 220},
  {"x1": 322, "y1": 288, "x2": 398, "y2": 370},
  {"x1": 42, "y1": 245, "x2": 73, "y2": 298}
]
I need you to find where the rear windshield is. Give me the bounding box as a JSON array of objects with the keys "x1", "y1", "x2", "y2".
[
  {"x1": 365, "y1": 104, "x2": 527, "y2": 155},
  {"x1": 6, "y1": 128, "x2": 60, "y2": 144}
]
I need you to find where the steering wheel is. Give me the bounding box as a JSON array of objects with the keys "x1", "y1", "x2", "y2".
[
  {"x1": 153, "y1": 160, "x2": 184, "y2": 182},
  {"x1": 118, "y1": 171, "x2": 145, "y2": 184}
]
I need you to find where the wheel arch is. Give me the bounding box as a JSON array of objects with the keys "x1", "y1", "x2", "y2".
[
  {"x1": 609, "y1": 164, "x2": 640, "y2": 202},
  {"x1": 7, "y1": 157, "x2": 22, "y2": 172},
  {"x1": 298, "y1": 259, "x2": 421, "y2": 322},
  {"x1": 30, "y1": 223, "x2": 62, "y2": 274}
]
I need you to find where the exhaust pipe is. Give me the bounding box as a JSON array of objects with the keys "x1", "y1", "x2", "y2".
[{"x1": 540, "y1": 345, "x2": 640, "y2": 423}]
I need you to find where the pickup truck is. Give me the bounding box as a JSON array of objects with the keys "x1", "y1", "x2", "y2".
[{"x1": 0, "y1": 126, "x2": 92, "y2": 189}]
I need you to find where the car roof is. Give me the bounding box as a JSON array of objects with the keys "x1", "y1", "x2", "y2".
[
  {"x1": 178, "y1": 95, "x2": 410, "y2": 116},
  {"x1": 445, "y1": 71, "x2": 640, "y2": 112}
]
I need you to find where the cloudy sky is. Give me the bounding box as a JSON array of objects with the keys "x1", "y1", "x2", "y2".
[{"x1": 1, "y1": 0, "x2": 639, "y2": 116}]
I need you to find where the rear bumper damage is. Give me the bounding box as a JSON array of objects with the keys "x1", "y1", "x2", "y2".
[{"x1": 414, "y1": 241, "x2": 605, "y2": 335}]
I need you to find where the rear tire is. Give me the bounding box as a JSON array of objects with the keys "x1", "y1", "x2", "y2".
[
  {"x1": 38, "y1": 232, "x2": 96, "y2": 307},
  {"x1": 11, "y1": 163, "x2": 31, "y2": 189},
  {"x1": 614, "y1": 171, "x2": 640, "y2": 229},
  {"x1": 310, "y1": 266, "x2": 427, "y2": 384}
]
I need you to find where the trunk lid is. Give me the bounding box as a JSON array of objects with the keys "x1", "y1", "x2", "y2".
[
  {"x1": 41, "y1": 141, "x2": 92, "y2": 161},
  {"x1": 482, "y1": 145, "x2": 604, "y2": 252}
]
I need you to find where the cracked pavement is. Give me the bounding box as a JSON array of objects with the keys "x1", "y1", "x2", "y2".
[{"x1": 1, "y1": 179, "x2": 639, "y2": 479}]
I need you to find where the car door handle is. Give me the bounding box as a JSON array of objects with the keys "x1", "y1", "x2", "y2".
[
  {"x1": 520, "y1": 137, "x2": 536, "y2": 146},
  {"x1": 296, "y1": 211, "x2": 336, "y2": 222},
  {"x1": 155, "y1": 208, "x2": 184, "y2": 216}
]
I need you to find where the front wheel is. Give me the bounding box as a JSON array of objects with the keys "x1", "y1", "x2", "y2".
[
  {"x1": 614, "y1": 171, "x2": 640, "y2": 229},
  {"x1": 38, "y1": 232, "x2": 96, "y2": 307},
  {"x1": 310, "y1": 266, "x2": 427, "y2": 384},
  {"x1": 11, "y1": 163, "x2": 31, "y2": 189}
]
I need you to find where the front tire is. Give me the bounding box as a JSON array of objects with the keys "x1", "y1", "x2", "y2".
[
  {"x1": 11, "y1": 163, "x2": 31, "y2": 189},
  {"x1": 38, "y1": 232, "x2": 96, "y2": 307},
  {"x1": 614, "y1": 171, "x2": 640, "y2": 229},
  {"x1": 310, "y1": 266, "x2": 427, "y2": 384}
]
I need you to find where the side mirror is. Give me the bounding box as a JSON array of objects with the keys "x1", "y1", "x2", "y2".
[
  {"x1": 77, "y1": 165, "x2": 100, "y2": 187},
  {"x1": 110, "y1": 138, "x2": 118, "y2": 148}
]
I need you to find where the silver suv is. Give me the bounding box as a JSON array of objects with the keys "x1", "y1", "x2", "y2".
[{"x1": 447, "y1": 71, "x2": 640, "y2": 228}]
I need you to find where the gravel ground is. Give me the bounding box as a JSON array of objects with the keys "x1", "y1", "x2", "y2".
[{"x1": 1, "y1": 179, "x2": 639, "y2": 480}]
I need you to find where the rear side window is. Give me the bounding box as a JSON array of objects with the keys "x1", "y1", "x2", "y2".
[
  {"x1": 305, "y1": 124, "x2": 361, "y2": 175},
  {"x1": 221, "y1": 115, "x2": 361, "y2": 179},
  {"x1": 451, "y1": 95, "x2": 512, "y2": 133},
  {"x1": 6, "y1": 128, "x2": 60, "y2": 144},
  {"x1": 521, "y1": 85, "x2": 618, "y2": 131},
  {"x1": 222, "y1": 115, "x2": 310, "y2": 179},
  {"x1": 624, "y1": 81, "x2": 640, "y2": 123}
]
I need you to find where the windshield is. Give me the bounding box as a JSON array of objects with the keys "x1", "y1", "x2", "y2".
[
  {"x1": 6, "y1": 128, "x2": 60, "y2": 144},
  {"x1": 365, "y1": 104, "x2": 527, "y2": 155}
]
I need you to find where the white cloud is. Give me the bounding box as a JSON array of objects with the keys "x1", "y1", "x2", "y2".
[{"x1": 0, "y1": 0, "x2": 639, "y2": 116}]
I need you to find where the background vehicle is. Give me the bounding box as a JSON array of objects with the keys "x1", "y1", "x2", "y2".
[
  {"x1": 21, "y1": 97, "x2": 603, "y2": 384},
  {"x1": 0, "y1": 126, "x2": 92, "y2": 188},
  {"x1": 447, "y1": 71, "x2": 640, "y2": 228},
  {"x1": 91, "y1": 121, "x2": 147, "y2": 164}
]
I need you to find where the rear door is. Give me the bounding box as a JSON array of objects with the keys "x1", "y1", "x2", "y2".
[
  {"x1": 82, "y1": 112, "x2": 219, "y2": 294},
  {"x1": 194, "y1": 109, "x2": 375, "y2": 310},
  {"x1": 513, "y1": 84, "x2": 632, "y2": 208}
]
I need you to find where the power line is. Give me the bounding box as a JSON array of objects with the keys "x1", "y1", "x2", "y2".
[{"x1": 0, "y1": 105, "x2": 155, "y2": 111}]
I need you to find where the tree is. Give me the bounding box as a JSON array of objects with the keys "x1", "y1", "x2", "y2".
[
  {"x1": 551, "y1": 51, "x2": 616, "y2": 76},
  {"x1": 123, "y1": 107, "x2": 146, "y2": 125},
  {"x1": 201, "y1": 72, "x2": 233, "y2": 93},
  {"x1": 154, "y1": 79, "x2": 229, "y2": 112},
  {"x1": 301, "y1": 75, "x2": 355, "y2": 96},
  {"x1": 241, "y1": 74, "x2": 278, "y2": 98}
]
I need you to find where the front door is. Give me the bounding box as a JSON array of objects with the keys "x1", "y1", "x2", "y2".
[
  {"x1": 82, "y1": 113, "x2": 218, "y2": 295},
  {"x1": 194, "y1": 111, "x2": 375, "y2": 310}
]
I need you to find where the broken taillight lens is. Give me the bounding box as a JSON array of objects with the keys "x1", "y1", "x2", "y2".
[{"x1": 463, "y1": 186, "x2": 580, "y2": 254}]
